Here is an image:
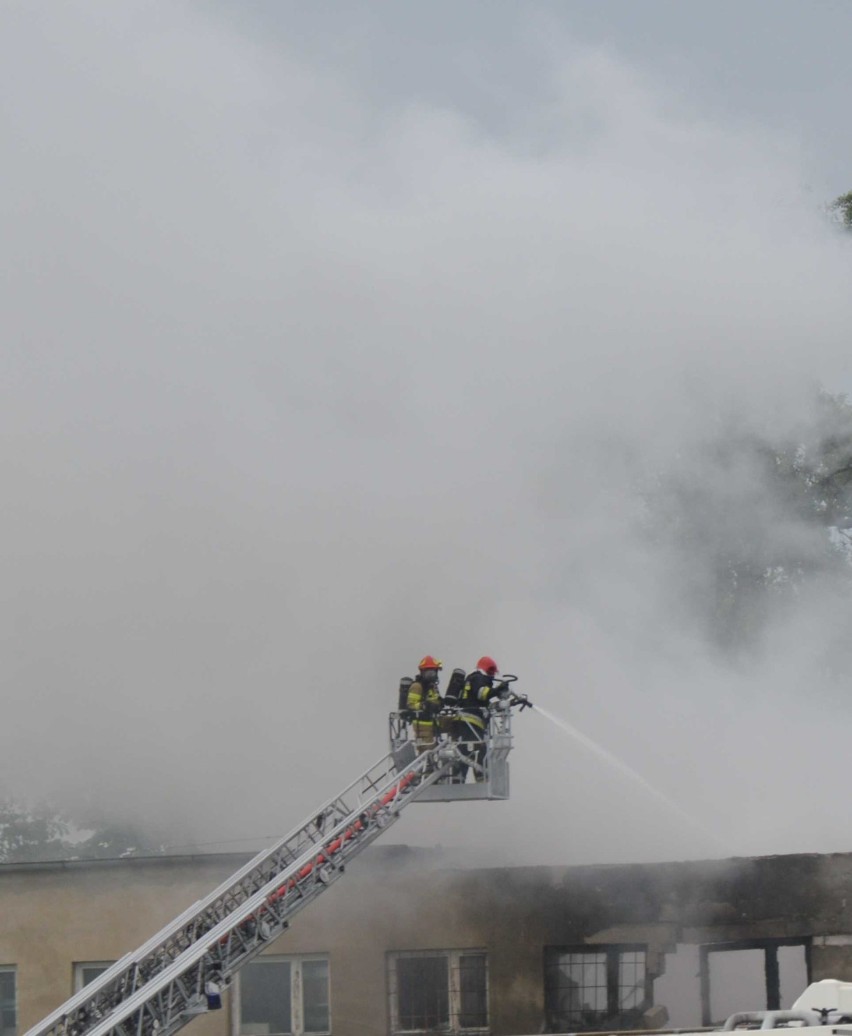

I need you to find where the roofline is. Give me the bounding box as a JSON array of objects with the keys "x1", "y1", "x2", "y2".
[
  {"x1": 0, "y1": 851, "x2": 254, "y2": 874},
  {"x1": 1, "y1": 846, "x2": 851, "y2": 876}
]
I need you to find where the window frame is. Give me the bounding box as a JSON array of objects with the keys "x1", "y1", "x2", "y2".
[
  {"x1": 544, "y1": 944, "x2": 650, "y2": 1033},
  {"x1": 699, "y1": 938, "x2": 812, "y2": 1026},
  {"x1": 235, "y1": 953, "x2": 331, "y2": 1036},
  {"x1": 73, "y1": 961, "x2": 116, "y2": 993},
  {"x1": 0, "y1": 965, "x2": 16, "y2": 1036},
  {"x1": 387, "y1": 949, "x2": 489, "y2": 1035}
]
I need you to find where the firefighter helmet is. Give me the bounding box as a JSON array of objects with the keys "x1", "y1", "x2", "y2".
[
  {"x1": 476, "y1": 656, "x2": 499, "y2": 676},
  {"x1": 418, "y1": 655, "x2": 443, "y2": 671}
]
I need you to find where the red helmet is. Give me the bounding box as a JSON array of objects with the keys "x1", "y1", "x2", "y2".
[
  {"x1": 418, "y1": 655, "x2": 443, "y2": 671},
  {"x1": 476, "y1": 656, "x2": 499, "y2": 676}
]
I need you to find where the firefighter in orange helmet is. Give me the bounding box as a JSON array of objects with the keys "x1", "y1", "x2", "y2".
[
  {"x1": 447, "y1": 656, "x2": 500, "y2": 782},
  {"x1": 407, "y1": 655, "x2": 443, "y2": 753}
]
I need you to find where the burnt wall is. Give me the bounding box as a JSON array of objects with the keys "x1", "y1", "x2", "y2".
[
  {"x1": 4, "y1": 848, "x2": 852, "y2": 1036},
  {"x1": 323, "y1": 850, "x2": 852, "y2": 1033}
]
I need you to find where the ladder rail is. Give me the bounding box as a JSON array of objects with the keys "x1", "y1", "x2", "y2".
[
  {"x1": 26, "y1": 744, "x2": 453, "y2": 1036},
  {"x1": 71, "y1": 747, "x2": 451, "y2": 1036},
  {"x1": 24, "y1": 749, "x2": 410, "y2": 1036}
]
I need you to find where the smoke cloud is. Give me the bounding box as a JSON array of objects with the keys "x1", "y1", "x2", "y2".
[{"x1": 2, "y1": 2, "x2": 852, "y2": 864}]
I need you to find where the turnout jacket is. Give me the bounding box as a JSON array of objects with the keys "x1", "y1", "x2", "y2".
[
  {"x1": 407, "y1": 677, "x2": 441, "y2": 717},
  {"x1": 447, "y1": 668, "x2": 497, "y2": 730}
]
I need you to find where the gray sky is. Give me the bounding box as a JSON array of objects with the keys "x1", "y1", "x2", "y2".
[
  {"x1": 2, "y1": 1, "x2": 852, "y2": 866},
  {"x1": 224, "y1": 0, "x2": 852, "y2": 200}
]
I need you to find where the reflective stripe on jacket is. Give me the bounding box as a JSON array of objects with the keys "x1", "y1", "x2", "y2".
[
  {"x1": 452, "y1": 710, "x2": 485, "y2": 731},
  {"x1": 407, "y1": 679, "x2": 441, "y2": 716},
  {"x1": 448, "y1": 669, "x2": 494, "y2": 730}
]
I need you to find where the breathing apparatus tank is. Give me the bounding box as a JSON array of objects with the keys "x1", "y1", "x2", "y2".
[{"x1": 397, "y1": 676, "x2": 414, "y2": 713}]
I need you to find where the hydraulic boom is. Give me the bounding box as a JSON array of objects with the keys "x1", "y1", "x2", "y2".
[{"x1": 24, "y1": 709, "x2": 519, "y2": 1036}]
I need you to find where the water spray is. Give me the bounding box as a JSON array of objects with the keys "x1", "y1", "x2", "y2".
[{"x1": 532, "y1": 702, "x2": 726, "y2": 851}]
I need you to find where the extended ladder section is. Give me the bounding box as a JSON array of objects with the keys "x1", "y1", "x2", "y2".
[{"x1": 24, "y1": 742, "x2": 459, "y2": 1036}]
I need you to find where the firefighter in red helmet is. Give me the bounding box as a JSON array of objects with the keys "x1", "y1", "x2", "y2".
[
  {"x1": 407, "y1": 655, "x2": 443, "y2": 753},
  {"x1": 445, "y1": 656, "x2": 501, "y2": 782}
]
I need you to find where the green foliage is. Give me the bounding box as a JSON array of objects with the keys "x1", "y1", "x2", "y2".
[
  {"x1": 0, "y1": 800, "x2": 71, "y2": 862},
  {"x1": 641, "y1": 390, "x2": 852, "y2": 652},
  {"x1": 829, "y1": 191, "x2": 852, "y2": 229},
  {"x1": 71, "y1": 823, "x2": 163, "y2": 860},
  {"x1": 0, "y1": 799, "x2": 163, "y2": 863}
]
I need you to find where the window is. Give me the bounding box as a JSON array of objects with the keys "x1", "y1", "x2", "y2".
[
  {"x1": 388, "y1": 950, "x2": 488, "y2": 1034},
  {"x1": 0, "y1": 967, "x2": 16, "y2": 1036},
  {"x1": 545, "y1": 947, "x2": 649, "y2": 1032},
  {"x1": 699, "y1": 939, "x2": 810, "y2": 1026},
  {"x1": 239, "y1": 956, "x2": 329, "y2": 1036},
  {"x1": 74, "y1": 962, "x2": 115, "y2": 991}
]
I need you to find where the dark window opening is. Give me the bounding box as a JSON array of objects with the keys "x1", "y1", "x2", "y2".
[
  {"x1": 389, "y1": 950, "x2": 488, "y2": 1034},
  {"x1": 240, "y1": 956, "x2": 330, "y2": 1036},
  {"x1": 397, "y1": 955, "x2": 449, "y2": 1032},
  {"x1": 0, "y1": 969, "x2": 16, "y2": 1036},
  {"x1": 242, "y1": 960, "x2": 293, "y2": 1036},
  {"x1": 545, "y1": 946, "x2": 649, "y2": 1032},
  {"x1": 74, "y1": 962, "x2": 115, "y2": 992}
]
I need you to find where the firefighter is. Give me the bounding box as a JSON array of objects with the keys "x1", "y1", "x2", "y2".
[
  {"x1": 447, "y1": 656, "x2": 500, "y2": 783},
  {"x1": 407, "y1": 655, "x2": 443, "y2": 753}
]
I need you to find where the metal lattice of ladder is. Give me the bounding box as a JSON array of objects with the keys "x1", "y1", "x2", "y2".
[{"x1": 24, "y1": 742, "x2": 458, "y2": 1036}]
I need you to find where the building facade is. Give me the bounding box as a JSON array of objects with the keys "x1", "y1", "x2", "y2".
[{"x1": 3, "y1": 847, "x2": 852, "y2": 1036}]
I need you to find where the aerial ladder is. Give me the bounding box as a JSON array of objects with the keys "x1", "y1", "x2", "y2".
[{"x1": 23, "y1": 693, "x2": 529, "y2": 1036}]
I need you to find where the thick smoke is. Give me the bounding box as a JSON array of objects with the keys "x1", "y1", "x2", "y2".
[{"x1": 1, "y1": 2, "x2": 852, "y2": 864}]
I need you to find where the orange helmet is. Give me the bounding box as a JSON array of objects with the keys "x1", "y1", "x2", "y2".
[
  {"x1": 476, "y1": 656, "x2": 499, "y2": 676},
  {"x1": 418, "y1": 655, "x2": 443, "y2": 671}
]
